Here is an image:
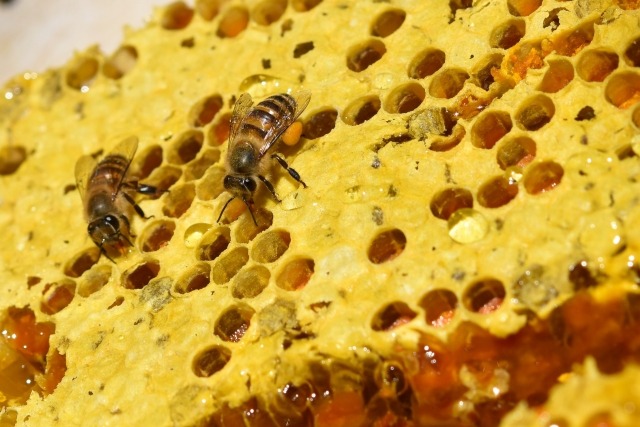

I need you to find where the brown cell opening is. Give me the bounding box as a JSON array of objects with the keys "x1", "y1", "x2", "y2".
[
  {"x1": 168, "y1": 130, "x2": 204, "y2": 165},
  {"x1": 195, "y1": 0, "x2": 221, "y2": 21},
  {"x1": 497, "y1": 135, "x2": 536, "y2": 169},
  {"x1": 40, "y1": 280, "x2": 76, "y2": 315},
  {"x1": 214, "y1": 305, "x2": 255, "y2": 342},
  {"x1": 463, "y1": 278, "x2": 506, "y2": 313},
  {"x1": 184, "y1": 149, "x2": 221, "y2": 181},
  {"x1": 0, "y1": 145, "x2": 27, "y2": 175},
  {"x1": 524, "y1": 161, "x2": 564, "y2": 194},
  {"x1": 293, "y1": 41, "x2": 314, "y2": 58},
  {"x1": 507, "y1": 0, "x2": 541, "y2": 16},
  {"x1": 490, "y1": 19, "x2": 526, "y2": 49},
  {"x1": 430, "y1": 188, "x2": 473, "y2": 220},
  {"x1": 103, "y1": 45, "x2": 138, "y2": 80},
  {"x1": 515, "y1": 95, "x2": 555, "y2": 131},
  {"x1": 235, "y1": 207, "x2": 274, "y2": 243},
  {"x1": 251, "y1": 230, "x2": 291, "y2": 263},
  {"x1": 145, "y1": 165, "x2": 183, "y2": 193},
  {"x1": 217, "y1": 6, "x2": 250, "y2": 38},
  {"x1": 346, "y1": 39, "x2": 387, "y2": 72},
  {"x1": 408, "y1": 48, "x2": 446, "y2": 79},
  {"x1": 175, "y1": 263, "x2": 211, "y2": 293},
  {"x1": 196, "y1": 166, "x2": 225, "y2": 201},
  {"x1": 477, "y1": 176, "x2": 519, "y2": 208},
  {"x1": 231, "y1": 265, "x2": 271, "y2": 298},
  {"x1": 342, "y1": 95, "x2": 381, "y2": 126},
  {"x1": 428, "y1": 69, "x2": 469, "y2": 99},
  {"x1": 198, "y1": 227, "x2": 231, "y2": 261},
  {"x1": 420, "y1": 289, "x2": 458, "y2": 327},
  {"x1": 543, "y1": 8, "x2": 565, "y2": 31},
  {"x1": 368, "y1": 228, "x2": 407, "y2": 264},
  {"x1": 162, "y1": 182, "x2": 196, "y2": 218},
  {"x1": 538, "y1": 59, "x2": 574, "y2": 93},
  {"x1": 625, "y1": 38, "x2": 640, "y2": 67},
  {"x1": 276, "y1": 258, "x2": 315, "y2": 291},
  {"x1": 605, "y1": 72, "x2": 640, "y2": 109},
  {"x1": 65, "y1": 57, "x2": 99, "y2": 91},
  {"x1": 371, "y1": 8, "x2": 406, "y2": 38},
  {"x1": 161, "y1": 1, "x2": 194, "y2": 30},
  {"x1": 384, "y1": 82, "x2": 425, "y2": 114},
  {"x1": 472, "y1": 53, "x2": 503, "y2": 91},
  {"x1": 192, "y1": 345, "x2": 231, "y2": 377},
  {"x1": 211, "y1": 247, "x2": 250, "y2": 285},
  {"x1": 209, "y1": 112, "x2": 232, "y2": 145},
  {"x1": 189, "y1": 94, "x2": 223, "y2": 128},
  {"x1": 63, "y1": 247, "x2": 100, "y2": 278},
  {"x1": 303, "y1": 108, "x2": 337, "y2": 139},
  {"x1": 291, "y1": 0, "x2": 322, "y2": 12},
  {"x1": 470, "y1": 111, "x2": 512, "y2": 149},
  {"x1": 576, "y1": 50, "x2": 619, "y2": 83},
  {"x1": 252, "y1": 0, "x2": 287, "y2": 25},
  {"x1": 371, "y1": 301, "x2": 417, "y2": 331},
  {"x1": 140, "y1": 220, "x2": 176, "y2": 252},
  {"x1": 552, "y1": 21, "x2": 594, "y2": 56},
  {"x1": 133, "y1": 144, "x2": 163, "y2": 180},
  {"x1": 122, "y1": 260, "x2": 161, "y2": 289},
  {"x1": 568, "y1": 260, "x2": 599, "y2": 291},
  {"x1": 78, "y1": 265, "x2": 112, "y2": 297}
]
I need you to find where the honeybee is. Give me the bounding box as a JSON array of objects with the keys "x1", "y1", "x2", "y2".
[
  {"x1": 218, "y1": 90, "x2": 311, "y2": 224},
  {"x1": 75, "y1": 136, "x2": 163, "y2": 261}
]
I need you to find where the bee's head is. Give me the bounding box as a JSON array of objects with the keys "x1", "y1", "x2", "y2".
[
  {"x1": 223, "y1": 175, "x2": 257, "y2": 200},
  {"x1": 88, "y1": 214, "x2": 131, "y2": 246}
]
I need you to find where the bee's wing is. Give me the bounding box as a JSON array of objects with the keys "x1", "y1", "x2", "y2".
[
  {"x1": 229, "y1": 93, "x2": 254, "y2": 146},
  {"x1": 74, "y1": 154, "x2": 98, "y2": 205},
  {"x1": 110, "y1": 136, "x2": 139, "y2": 194},
  {"x1": 257, "y1": 90, "x2": 311, "y2": 158}
]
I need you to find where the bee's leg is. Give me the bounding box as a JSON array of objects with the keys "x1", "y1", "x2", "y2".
[
  {"x1": 217, "y1": 197, "x2": 235, "y2": 223},
  {"x1": 122, "y1": 192, "x2": 152, "y2": 220},
  {"x1": 271, "y1": 154, "x2": 307, "y2": 188},
  {"x1": 123, "y1": 180, "x2": 167, "y2": 196},
  {"x1": 96, "y1": 243, "x2": 116, "y2": 264},
  {"x1": 242, "y1": 197, "x2": 258, "y2": 226},
  {"x1": 258, "y1": 175, "x2": 281, "y2": 202}
]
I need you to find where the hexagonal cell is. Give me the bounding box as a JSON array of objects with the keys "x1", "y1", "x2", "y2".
[
  {"x1": 552, "y1": 21, "x2": 594, "y2": 56},
  {"x1": 303, "y1": 108, "x2": 338, "y2": 139},
  {"x1": 370, "y1": 8, "x2": 406, "y2": 38},
  {"x1": 211, "y1": 247, "x2": 250, "y2": 285},
  {"x1": 214, "y1": 304, "x2": 255, "y2": 342},
  {"x1": 209, "y1": 112, "x2": 232, "y2": 145},
  {"x1": 251, "y1": 230, "x2": 291, "y2": 263},
  {"x1": 145, "y1": 165, "x2": 183, "y2": 193},
  {"x1": 477, "y1": 176, "x2": 518, "y2": 208},
  {"x1": 0, "y1": 145, "x2": 27, "y2": 175},
  {"x1": 102, "y1": 45, "x2": 138, "y2": 80},
  {"x1": 251, "y1": 0, "x2": 287, "y2": 25},
  {"x1": 189, "y1": 94, "x2": 223, "y2": 127},
  {"x1": 162, "y1": 182, "x2": 196, "y2": 218},
  {"x1": 175, "y1": 263, "x2": 211, "y2": 293},
  {"x1": 133, "y1": 144, "x2": 163, "y2": 180},
  {"x1": 184, "y1": 149, "x2": 221, "y2": 181},
  {"x1": 235, "y1": 207, "x2": 274, "y2": 243},
  {"x1": 507, "y1": 0, "x2": 541, "y2": 16},
  {"x1": 65, "y1": 57, "x2": 99, "y2": 91},
  {"x1": 419, "y1": 289, "x2": 458, "y2": 327},
  {"x1": 470, "y1": 110, "x2": 512, "y2": 149},
  {"x1": 383, "y1": 82, "x2": 425, "y2": 114},
  {"x1": 217, "y1": 6, "x2": 250, "y2": 38},
  {"x1": 463, "y1": 278, "x2": 505, "y2": 314},
  {"x1": 40, "y1": 279, "x2": 76, "y2": 315},
  {"x1": 496, "y1": 135, "x2": 536, "y2": 169},
  {"x1": 523, "y1": 161, "x2": 564, "y2": 194},
  {"x1": 368, "y1": 228, "x2": 407, "y2": 264},
  {"x1": 183, "y1": 223, "x2": 212, "y2": 248},
  {"x1": 276, "y1": 258, "x2": 315, "y2": 291},
  {"x1": 538, "y1": 59, "x2": 574, "y2": 93},
  {"x1": 408, "y1": 48, "x2": 445, "y2": 79},
  {"x1": 291, "y1": 0, "x2": 322, "y2": 11},
  {"x1": 140, "y1": 220, "x2": 176, "y2": 252},
  {"x1": 490, "y1": 19, "x2": 526, "y2": 49},
  {"x1": 346, "y1": 39, "x2": 387, "y2": 72},
  {"x1": 198, "y1": 227, "x2": 231, "y2": 261},
  {"x1": 472, "y1": 53, "x2": 503, "y2": 91},
  {"x1": 121, "y1": 260, "x2": 161, "y2": 289},
  {"x1": 63, "y1": 247, "x2": 100, "y2": 278},
  {"x1": 428, "y1": 69, "x2": 469, "y2": 99},
  {"x1": 430, "y1": 187, "x2": 473, "y2": 220},
  {"x1": 605, "y1": 71, "x2": 640, "y2": 109},
  {"x1": 576, "y1": 49, "x2": 619, "y2": 83},
  {"x1": 371, "y1": 301, "x2": 417, "y2": 331},
  {"x1": 195, "y1": 0, "x2": 221, "y2": 21},
  {"x1": 231, "y1": 265, "x2": 271, "y2": 298},
  {"x1": 168, "y1": 130, "x2": 204, "y2": 165},
  {"x1": 341, "y1": 95, "x2": 381, "y2": 126},
  {"x1": 196, "y1": 165, "x2": 226, "y2": 201},
  {"x1": 192, "y1": 345, "x2": 231, "y2": 377},
  {"x1": 77, "y1": 265, "x2": 112, "y2": 297},
  {"x1": 515, "y1": 95, "x2": 555, "y2": 131},
  {"x1": 161, "y1": 1, "x2": 194, "y2": 30},
  {"x1": 624, "y1": 37, "x2": 640, "y2": 67},
  {"x1": 448, "y1": 208, "x2": 489, "y2": 244}
]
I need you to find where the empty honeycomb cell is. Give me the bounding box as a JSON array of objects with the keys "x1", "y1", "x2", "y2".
[
  {"x1": 102, "y1": 45, "x2": 138, "y2": 80},
  {"x1": 341, "y1": 95, "x2": 381, "y2": 126},
  {"x1": 162, "y1": 182, "x2": 196, "y2": 218},
  {"x1": 538, "y1": 59, "x2": 574, "y2": 93},
  {"x1": 235, "y1": 207, "x2": 274, "y2": 243},
  {"x1": 121, "y1": 260, "x2": 161, "y2": 289},
  {"x1": 214, "y1": 304, "x2": 255, "y2": 342},
  {"x1": 470, "y1": 110, "x2": 512, "y2": 149},
  {"x1": 276, "y1": 258, "x2": 315, "y2": 291},
  {"x1": 195, "y1": 0, "x2": 220, "y2": 21},
  {"x1": 370, "y1": 9, "x2": 406, "y2": 38},
  {"x1": 175, "y1": 263, "x2": 211, "y2": 293},
  {"x1": 523, "y1": 161, "x2": 564, "y2": 194},
  {"x1": 184, "y1": 149, "x2": 220, "y2": 181},
  {"x1": 408, "y1": 48, "x2": 446, "y2": 79},
  {"x1": 63, "y1": 247, "x2": 100, "y2": 278},
  {"x1": 209, "y1": 112, "x2": 232, "y2": 145},
  {"x1": 430, "y1": 123, "x2": 466, "y2": 152},
  {"x1": 192, "y1": 345, "x2": 231, "y2": 377},
  {"x1": 77, "y1": 265, "x2": 112, "y2": 297},
  {"x1": 384, "y1": 82, "x2": 425, "y2": 114},
  {"x1": 428, "y1": 69, "x2": 469, "y2": 99},
  {"x1": 291, "y1": 0, "x2": 322, "y2": 11},
  {"x1": 189, "y1": 94, "x2": 223, "y2": 128},
  {"x1": 473, "y1": 53, "x2": 503, "y2": 91},
  {"x1": 625, "y1": 38, "x2": 640, "y2": 67},
  {"x1": 161, "y1": 1, "x2": 194, "y2": 30},
  {"x1": 515, "y1": 95, "x2": 555, "y2": 131},
  {"x1": 0, "y1": 145, "x2": 27, "y2": 175},
  {"x1": 477, "y1": 176, "x2": 519, "y2": 208},
  {"x1": 217, "y1": 6, "x2": 250, "y2": 38},
  {"x1": 303, "y1": 108, "x2": 337, "y2": 139},
  {"x1": 490, "y1": 19, "x2": 526, "y2": 49},
  {"x1": 430, "y1": 187, "x2": 473, "y2": 220},
  {"x1": 251, "y1": 230, "x2": 291, "y2": 263},
  {"x1": 40, "y1": 280, "x2": 76, "y2": 315},
  {"x1": 196, "y1": 165, "x2": 225, "y2": 201},
  {"x1": 367, "y1": 228, "x2": 407, "y2": 264},
  {"x1": 568, "y1": 260, "x2": 598, "y2": 291},
  {"x1": 133, "y1": 144, "x2": 163, "y2": 180},
  {"x1": 346, "y1": 39, "x2": 387, "y2": 72},
  {"x1": 605, "y1": 71, "x2": 640, "y2": 109},
  {"x1": 419, "y1": 289, "x2": 458, "y2": 327},
  {"x1": 231, "y1": 265, "x2": 271, "y2": 298},
  {"x1": 371, "y1": 301, "x2": 417, "y2": 331},
  {"x1": 251, "y1": 0, "x2": 287, "y2": 26},
  {"x1": 463, "y1": 278, "x2": 506, "y2": 314},
  {"x1": 183, "y1": 223, "x2": 212, "y2": 248},
  {"x1": 507, "y1": 0, "x2": 541, "y2": 16},
  {"x1": 552, "y1": 21, "x2": 594, "y2": 56},
  {"x1": 140, "y1": 219, "x2": 176, "y2": 252},
  {"x1": 496, "y1": 135, "x2": 536, "y2": 169},
  {"x1": 447, "y1": 208, "x2": 489, "y2": 243},
  {"x1": 65, "y1": 57, "x2": 99, "y2": 91},
  {"x1": 211, "y1": 247, "x2": 249, "y2": 284},
  {"x1": 146, "y1": 165, "x2": 183, "y2": 193},
  {"x1": 198, "y1": 227, "x2": 231, "y2": 261},
  {"x1": 576, "y1": 49, "x2": 619, "y2": 82},
  {"x1": 168, "y1": 130, "x2": 204, "y2": 165}
]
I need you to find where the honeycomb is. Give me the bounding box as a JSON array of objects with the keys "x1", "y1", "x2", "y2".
[{"x1": 2, "y1": 0, "x2": 640, "y2": 425}]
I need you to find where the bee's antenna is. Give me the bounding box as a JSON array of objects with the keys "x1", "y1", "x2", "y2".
[{"x1": 217, "y1": 197, "x2": 235, "y2": 223}]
